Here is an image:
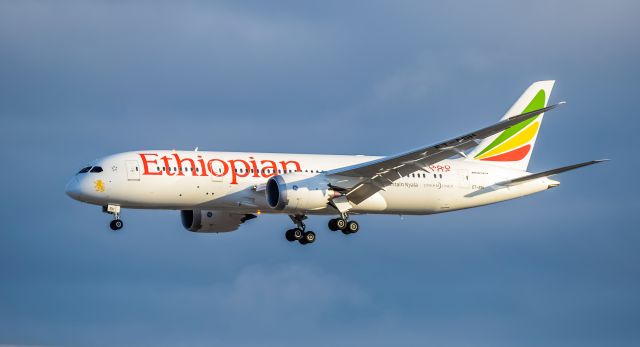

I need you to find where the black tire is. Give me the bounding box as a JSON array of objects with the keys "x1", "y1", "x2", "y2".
[
  {"x1": 110, "y1": 220, "x2": 123, "y2": 231},
  {"x1": 299, "y1": 231, "x2": 315, "y2": 245},
  {"x1": 292, "y1": 228, "x2": 304, "y2": 241},
  {"x1": 335, "y1": 218, "x2": 347, "y2": 230},
  {"x1": 346, "y1": 221, "x2": 359, "y2": 234},
  {"x1": 303, "y1": 231, "x2": 316, "y2": 244},
  {"x1": 285, "y1": 229, "x2": 296, "y2": 242},
  {"x1": 328, "y1": 219, "x2": 338, "y2": 231}
]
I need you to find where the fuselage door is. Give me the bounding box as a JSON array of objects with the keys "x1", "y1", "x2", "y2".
[
  {"x1": 457, "y1": 169, "x2": 470, "y2": 189},
  {"x1": 208, "y1": 161, "x2": 226, "y2": 183},
  {"x1": 125, "y1": 160, "x2": 141, "y2": 181}
]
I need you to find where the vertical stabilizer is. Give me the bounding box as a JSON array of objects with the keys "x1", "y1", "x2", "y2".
[{"x1": 468, "y1": 80, "x2": 555, "y2": 171}]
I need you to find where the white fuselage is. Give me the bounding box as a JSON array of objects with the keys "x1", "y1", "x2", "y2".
[{"x1": 65, "y1": 150, "x2": 558, "y2": 215}]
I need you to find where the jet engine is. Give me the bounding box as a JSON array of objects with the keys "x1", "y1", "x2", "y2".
[
  {"x1": 265, "y1": 174, "x2": 341, "y2": 212},
  {"x1": 180, "y1": 210, "x2": 256, "y2": 233}
]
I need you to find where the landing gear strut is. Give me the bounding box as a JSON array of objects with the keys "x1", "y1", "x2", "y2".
[
  {"x1": 328, "y1": 213, "x2": 359, "y2": 235},
  {"x1": 286, "y1": 214, "x2": 316, "y2": 245},
  {"x1": 104, "y1": 204, "x2": 123, "y2": 231}
]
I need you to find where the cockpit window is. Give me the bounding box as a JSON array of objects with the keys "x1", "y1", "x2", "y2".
[
  {"x1": 90, "y1": 166, "x2": 103, "y2": 173},
  {"x1": 78, "y1": 166, "x2": 92, "y2": 174}
]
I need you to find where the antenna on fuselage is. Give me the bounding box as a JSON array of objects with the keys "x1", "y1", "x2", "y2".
[{"x1": 194, "y1": 146, "x2": 199, "y2": 152}]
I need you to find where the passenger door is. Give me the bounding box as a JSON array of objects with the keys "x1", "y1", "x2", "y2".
[
  {"x1": 125, "y1": 160, "x2": 140, "y2": 181},
  {"x1": 457, "y1": 169, "x2": 470, "y2": 189}
]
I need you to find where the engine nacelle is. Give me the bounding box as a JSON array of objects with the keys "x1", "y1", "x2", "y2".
[
  {"x1": 181, "y1": 210, "x2": 255, "y2": 233},
  {"x1": 265, "y1": 174, "x2": 340, "y2": 212}
]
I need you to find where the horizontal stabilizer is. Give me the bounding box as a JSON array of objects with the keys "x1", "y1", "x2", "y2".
[{"x1": 498, "y1": 159, "x2": 608, "y2": 186}]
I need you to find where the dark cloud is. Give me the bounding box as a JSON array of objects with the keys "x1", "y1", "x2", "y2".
[{"x1": 0, "y1": 1, "x2": 638, "y2": 346}]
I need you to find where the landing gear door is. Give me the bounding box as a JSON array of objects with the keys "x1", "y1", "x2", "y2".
[{"x1": 125, "y1": 160, "x2": 140, "y2": 181}]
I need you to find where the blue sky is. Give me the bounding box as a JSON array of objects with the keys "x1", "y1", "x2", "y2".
[{"x1": 1, "y1": 1, "x2": 639, "y2": 346}]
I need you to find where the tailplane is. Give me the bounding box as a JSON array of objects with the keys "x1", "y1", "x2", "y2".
[
  {"x1": 468, "y1": 80, "x2": 555, "y2": 171},
  {"x1": 496, "y1": 159, "x2": 608, "y2": 186}
]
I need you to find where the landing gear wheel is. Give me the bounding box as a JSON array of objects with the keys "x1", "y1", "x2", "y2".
[
  {"x1": 328, "y1": 219, "x2": 338, "y2": 231},
  {"x1": 285, "y1": 229, "x2": 296, "y2": 242},
  {"x1": 292, "y1": 228, "x2": 304, "y2": 241},
  {"x1": 299, "y1": 231, "x2": 316, "y2": 245},
  {"x1": 345, "y1": 220, "x2": 359, "y2": 234},
  {"x1": 110, "y1": 219, "x2": 123, "y2": 231},
  {"x1": 335, "y1": 218, "x2": 347, "y2": 230},
  {"x1": 285, "y1": 228, "x2": 304, "y2": 242}
]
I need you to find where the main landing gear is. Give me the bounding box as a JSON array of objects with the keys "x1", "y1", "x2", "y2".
[
  {"x1": 328, "y1": 215, "x2": 359, "y2": 235},
  {"x1": 285, "y1": 215, "x2": 316, "y2": 245},
  {"x1": 284, "y1": 214, "x2": 360, "y2": 245},
  {"x1": 103, "y1": 204, "x2": 124, "y2": 231}
]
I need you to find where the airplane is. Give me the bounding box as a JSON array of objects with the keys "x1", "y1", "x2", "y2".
[{"x1": 65, "y1": 81, "x2": 605, "y2": 245}]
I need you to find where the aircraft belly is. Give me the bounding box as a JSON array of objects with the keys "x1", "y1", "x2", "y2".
[
  {"x1": 375, "y1": 183, "x2": 440, "y2": 214},
  {"x1": 109, "y1": 176, "x2": 234, "y2": 209}
]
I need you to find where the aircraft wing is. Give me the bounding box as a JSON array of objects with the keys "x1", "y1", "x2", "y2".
[{"x1": 326, "y1": 103, "x2": 563, "y2": 205}]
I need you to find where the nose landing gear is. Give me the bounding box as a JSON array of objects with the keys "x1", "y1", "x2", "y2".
[{"x1": 104, "y1": 204, "x2": 123, "y2": 231}]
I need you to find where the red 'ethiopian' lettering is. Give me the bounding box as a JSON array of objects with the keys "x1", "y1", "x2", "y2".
[
  {"x1": 280, "y1": 160, "x2": 301, "y2": 173},
  {"x1": 228, "y1": 159, "x2": 250, "y2": 184},
  {"x1": 160, "y1": 156, "x2": 174, "y2": 176},
  {"x1": 260, "y1": 160, "x2": 278, "y2": 178},
  {"x1": 138, "y1": 152, "x2": 302, "y2": 184},
  {"x1": 207, "y1": 159, "x2": 228, "y2": 177},
  {"x1": 173, "y1": 153, "x2": 198, "y2": 176},
  {"x1": 249, "y1": 157, "x2": 260, "y2": 178},
  {"x1": 196, "y1": 155, "x2": 207, "y2": 176},
  {"x1": 139, "y1": 153, "x2": 162, "y2": 175}
]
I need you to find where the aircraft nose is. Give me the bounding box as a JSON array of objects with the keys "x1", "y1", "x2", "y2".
[{"x1": 65, "y1": 176, "x2": 82, "y2": 200}]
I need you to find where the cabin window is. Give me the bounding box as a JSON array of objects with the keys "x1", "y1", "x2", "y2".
[
  {"x1": 77, "y1": 166, "x2": 92, "y2": 174},
  {"x1": 90, "y1": 166, "x2": 103, "y2": 173},
  {"x1": 439, "y1": 174, "x2": 442, "y2": 178}
]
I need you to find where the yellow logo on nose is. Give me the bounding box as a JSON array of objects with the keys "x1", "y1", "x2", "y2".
[{"x1": 94, "y1": 179, "x2": 105, "y2": 192}]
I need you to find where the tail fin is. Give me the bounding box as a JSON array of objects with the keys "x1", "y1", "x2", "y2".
[{"x1": 468, "y1": 80, "x2": 555, "y2": 171}]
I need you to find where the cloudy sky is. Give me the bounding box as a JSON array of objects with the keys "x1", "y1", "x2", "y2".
[{"x1": 1, "y1": 1, "x2": 639, "y2": 346}]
